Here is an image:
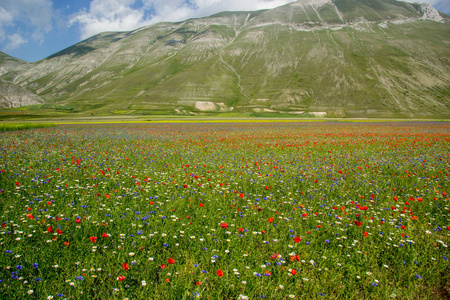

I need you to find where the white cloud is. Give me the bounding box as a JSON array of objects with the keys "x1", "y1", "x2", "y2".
[
  {"x1": 0, "y1": 0, "x2": 53, "y2": 44},
  {"x1": 3, "y1": 33, "x2": 28, "y2": 51},
  {"x1": 145, "y1": 0, "x2": 294, "y2": 22},
  {"x1": 0, "y1": 7, "x2": 14, "y2": 27},
  {"x1": 69, "y1": 0, "x2": 149, "y2": 39},
  {"x1": 70, "y1": 0, "x2": 294, "y2": 39}
]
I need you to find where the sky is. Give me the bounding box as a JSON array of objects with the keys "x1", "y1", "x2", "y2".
[{"x1": 0, "y1": 0, "x2": 449, "y2": 62}]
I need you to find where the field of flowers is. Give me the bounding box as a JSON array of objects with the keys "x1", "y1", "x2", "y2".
[{"x1": 0, "y1": 122, "x2": 449, "y2": 299}]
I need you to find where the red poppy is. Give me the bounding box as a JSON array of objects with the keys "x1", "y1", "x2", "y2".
[
  {"x1": 89, "y1": 236, "x2": 97, "y2": 243},
  {"x1": 102, "y1": 232, "x2": 108, "y2": 238},
  {"x1": 122, "y1": 263, "x2": 129, "y2": 271},
  {"x1": 293, "y1": 236, "x2": 301, "y2": 243},
  {"x1": 64, "y1": 241, "x2": 69, "y2": 246},
  {"x1": 363, "y1": 231, "x2": 369, "y2": 238},
  {"x1": 239, "y1": 193, "x2": 244, "y2": 198},
  {"x1": 117, "y1": 275, "x2": 125, "y2": 281},
  {"x1": 217, "y1": 269, "x2": 223, "y2": 277},
  {"x1": 196, "y1": 281, "x2": 202, "y2": 285},
  {"x1": 220, "y1": 222, "x2": 228, "y2": 229},
  {"x1": 268, "y1": 217, "x2": 273, "y2": 223},
  {"x1": 168, "y1": 258, "x2": 175, "y2": 264},
  {"x1": 161, "y1": 264, "x2": 167, "y2": 269},
  {"x1": 27, "y1": 213, "x2": 34, "y2": 220},
  {"x1": 199, "y1": 203, "x2": 203, "y2": 207},
  {"x1": 56, "y1": 229, "x2": 63, "y2": 235},
  {"x1": 47, "y1": 226, "x2": 53, "y2": 233},
  {"x1": 238, "y1": 228, "x2": 244, "y2": 232},
  {"x1": 302, "y1": 213, "x2": 307, "y2": 217},
  {"x1": 354, "y1": 220, "x2": 362, "y2": 227},
  {"x1": 15, "y1": 182, "x2": 20, "y2": 186},
  {"x1": 291, "y1": 269, "x2": 297, "y2": 275},
  {"x1": 75, "y1": 218, "x2": 81, "y2": 224}
]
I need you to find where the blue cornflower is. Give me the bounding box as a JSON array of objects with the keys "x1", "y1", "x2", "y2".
[
  {"x1": 415, "y1": 275, "x2": 422, "y2": 279},
  {"x1": 33, "y1": 263, "x2": 38, "y2": 269}
]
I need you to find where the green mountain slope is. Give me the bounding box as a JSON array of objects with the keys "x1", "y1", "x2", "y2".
[
  {"x1": 0, "y1": 51, "x2": 28, "y2": 79},
  {"x1": 1, "y1": 0, "x2": 449, "y2": 118}
]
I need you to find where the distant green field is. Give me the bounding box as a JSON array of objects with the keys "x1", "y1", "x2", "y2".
[{"x1": 0, "y1": 123, "x2": 56, "y2": 132}]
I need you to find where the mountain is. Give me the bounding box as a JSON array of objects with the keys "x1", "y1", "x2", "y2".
[
  {"x1": 1, "y1": 0, "x2": 449, "y2": 118},
  {"x1": 0, "y1": 79, "x2": 43, "y2": 108},
  {"x1": 0, "y1": 52, "x2": 28, "y2": 78},
  {"x1": 0, "y1": 52, "x2": 44, "y2": 108}
]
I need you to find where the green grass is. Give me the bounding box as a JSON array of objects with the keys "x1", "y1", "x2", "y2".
[{"x1": 0, "y1": 122, "x2": 448, "y2": 299}]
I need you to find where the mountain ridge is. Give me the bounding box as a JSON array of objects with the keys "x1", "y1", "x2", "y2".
[{"x1": 0, "y1": 0, "x2": 449, "y2": 117}]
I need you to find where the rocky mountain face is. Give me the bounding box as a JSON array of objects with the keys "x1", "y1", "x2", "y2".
[
  {"x1": 1, "y1": 0, "x2": 449, "y2": 118},
  {"x1": 0, "y1": 53, "x2": 43, "y2": 108},
  {"x1": 0, "y1": 79, "x2": 43, "y2": 108},
  {"x1": 0, "y1": 52, "x2": 26, "y2": 77}
]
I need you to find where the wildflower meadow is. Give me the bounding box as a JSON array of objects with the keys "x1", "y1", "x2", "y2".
[{"x1": 0, "y1": 121, "x2": 448, "y2": 299}]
